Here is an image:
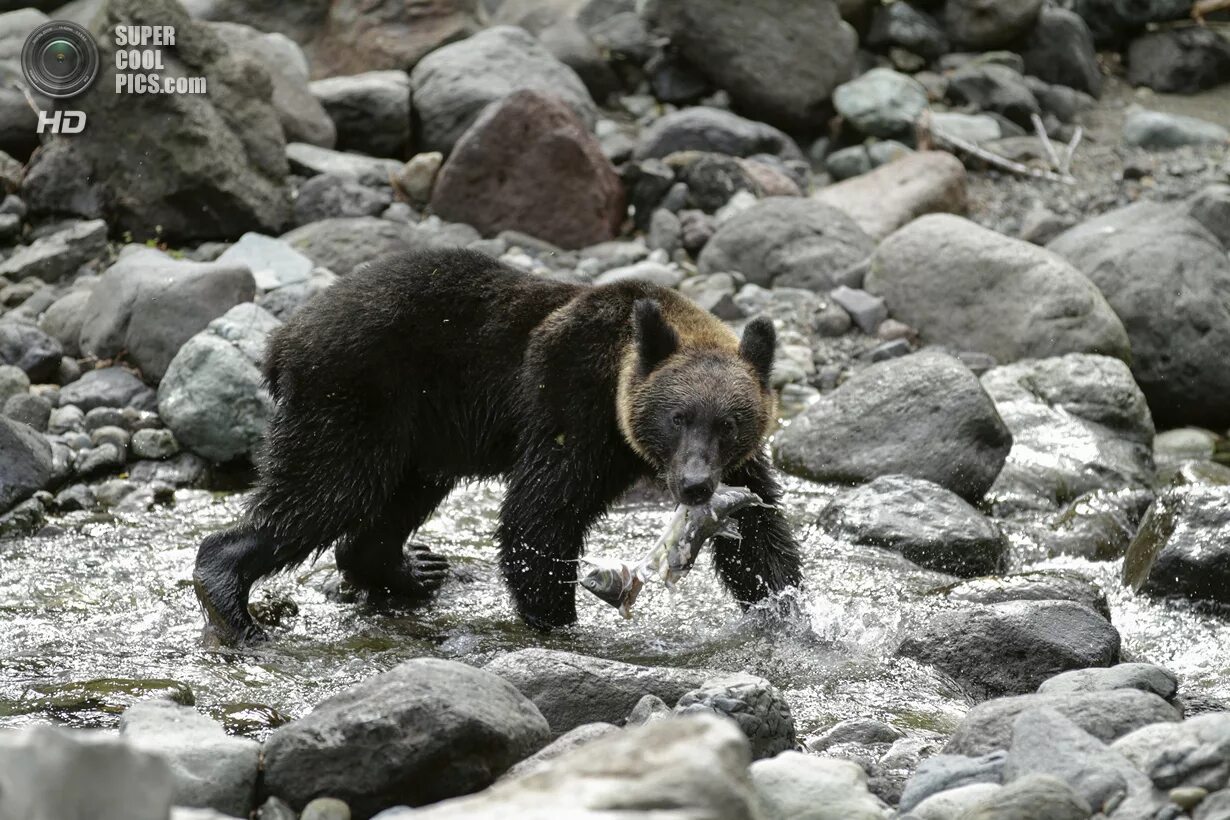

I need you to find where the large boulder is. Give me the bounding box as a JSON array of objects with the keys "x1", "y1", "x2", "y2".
[
  {"x1": 633, "y1": 107, "x2": 803, "y2": 162},
  {"x1": 430, "y1": 90, "x2": 623, "y2": 249},
  {"x1": 483, "y1": 649, "x2": 709, "y2": 734},
  {"x1": 750, "y1": 752, "x2": 890, "y2": 820},
  {"x1": 897, "y1": 600, "x2": 1121, "y2": 700},
  {"x1": 1016, "y1": 7, "x2": 1102, "y2": 98},
  {"x1": 371, "y1": 714, "x2": 761, "y2": 820},
  {"x1": 818, "y1": 474, "x2": 1010, "y2": 577},
  {"x1": 980, "y1": 354, "x2": 1155, "y2": 512},
  {"x1": 1127, "y1": 27, "x2": 1230, "y2": 94},
  {"x1": 813, "y1": 151, "x2": 967, "y2": 241},
  {"x1": 157, "y1": 303, "x2": 280, "y2": 463},
  {"x1": 772, "y1": 351, "x2": 1012, "y2": 501},
  {"x1": 78, "y1": 247, "x2": 256, "y2": 384},
  {"x1": 0, "y1": 320, "x2": 62, "y2": 383},
  {"x1": 309, "y1": 70, "x2": 412, "y2": 159},
  {"x1": 945, "y1": 0, "x2": 1043, "y2": 49},
  {"x1": 0, "y1": 417, "x2": 51, "y2": 514},
  {"x1": 1047, "y1": 188, "x2": 1230, "y2": 428},
  {"x1": 0, "y1": 220, "x2": 108, "y2": 283},
  {"x1": 409, "y1": 26, "x2": 596, "y2": 154},
  {"x1": 866, "y1": 2, "x2": 949, "y2": 61},
  {"x1": 867, "y1": 214, "x2": 1130, "y2": 365},
  {"x1": 21, "y1": 0, "x2": 290, "y2": 241},
  {"x1": 1064, "y1": 0, "x2": 1191, "y2": 46},
  {"x1": 263, "y1": 658, "x2": 550, "y2": 819},
  {"x1": 638, "y1": 0, "x2": 857, "y2": 131},
  {"x1": 280, "y1": 216, "x2": 414, "y2": 276},
  {"x1": 697, "y1": 197, "x2": 875, "y2": 291},
  {"x1": 1123, "y1": 479, "x2": 1230, "y2": 608}
]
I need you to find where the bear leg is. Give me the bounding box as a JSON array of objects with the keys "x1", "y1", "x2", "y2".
[
  {"x1": 334, "y1": 477, "x2": 454, "y2": 599},
  {"x1": 193, "y1": 524, "x2": 282, "y2": 644},
  {"x1": 712, "y1": 452, "x2": 803, "y2": 608}
]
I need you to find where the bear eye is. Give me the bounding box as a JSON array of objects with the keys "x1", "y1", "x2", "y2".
[
  {"x1": 722, "y1": 417, "x2": 738, "y2": 436},
  {"x1": 671, "y1": 411, "x2": 686, "y2": 428}
]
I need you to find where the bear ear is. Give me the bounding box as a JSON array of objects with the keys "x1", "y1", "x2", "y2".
[
  {"x1": 633, "y1": 299, "x2": 679, "y2": 376},
  {"x1": 739, "y1": 316, "x2": 776, "y2": 389}
]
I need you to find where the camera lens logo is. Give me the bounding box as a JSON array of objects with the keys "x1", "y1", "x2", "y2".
[{"x1": 21, "y1": 21, "x2": 100, "y2": 99}]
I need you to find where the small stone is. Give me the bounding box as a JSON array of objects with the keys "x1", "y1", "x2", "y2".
[
  {"x1": 90, "y1": 425, "x2": 131, "y2": 452},
  {"x1": 76, "y1": 443, "x2": 126, "y2": 477},
  {"x1": 829, "y1": 286, "x2": 887, "y2": 334},
  {"x1": 4, "y1": 392, "x2": 51, "y2": 431},
  {"x1": 869, "y1": 338, "x2": 911, "y2": 361},
  {"x1": 47, "y1": 404, "x2": 84, "y2": 434},
  {"x1": 300, "y1": 797, "x2": 351, "y2": 820},
  {"x1": 132, "y1": 428, "x2": 180, "y2": 461},
  {"x1": 1171, "y1": 786, "x2": 1209, "y2": 810},
  {"x1": 674, "y1": 673, "x2": 795, "y2": 760},
  {"x1": 393, "y1": 152, "x2": 443, "y2": 206},
  {"x1": 626, "y1": 695, "x2": 671, "y2": 726},
  {"x1": 1123, "y1": 109, "x2": 1229, "y2": 150}
]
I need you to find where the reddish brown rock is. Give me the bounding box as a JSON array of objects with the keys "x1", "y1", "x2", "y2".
[
  {"x1": 306, "y1": 0, "x2": 478, "y2": 78},
  {"x1": 430, "y1": 90, "x2": 624, "y2": 249},
  {"x1": 814, "y1": 151, "x2": 967, "y2": 241}
]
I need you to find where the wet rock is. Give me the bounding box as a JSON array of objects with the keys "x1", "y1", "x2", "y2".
[
  {"x1": 1123, "y1": 481, "x2": 1230, "y2": 608},
  {"x1": 215, "y1": 232, "x2": 313, "y2": 292},
  {"x1": 0, "y1": 725, "x2": 175, "y2": 820},
  {"x1": 0, "y1": 416, "x2": 51, "y2": 514},
  {"x1": 78, "y1": 247, "x2": 256, "y2": 384},
  {"x1": 280, "y1": 217, "x2": 413, "y2": 276},
  {"x1": 866, "y1": 2, "x2": 949, "y2": 60},
  {"x1": 309, "y1": 70, "x2": 412, "y2": 160},
  {"x1": 980, "y1": 354, "x2": 1154, "y2": 512},
  {"x1": 899, "y1": 751, "x2": 1007, "y2": 814},
  {"x1": 127, "y1": 453, "x2": 210, "y2": 488},
  {"x1": 38, "y1": 290, "x2": 91, "y2": 358},
  {"x1": 806, "y1": 717, "x2": 905, "y2": 752},
  {"x1": 21, "y1": 0, "x2": 290, "y2": 241},
  {"x1": 120, "y1": 701, "x2": 260, "y2": 818},
  {"x1": 633, "y1": 107, "x2": 803, "y2": 162},
  {"x1": 698, "y1": 197, "x2": 874, "y2": 290},
  {"x1": 818, "y1": 474, "x2": 1009, "y2": 577},
  {"x1": 941, "y1": 570, "x2": 1111, "y2": 620},
  {"x1": 674, "y1": 673, "x2": 794, "y2": 760},
  {"x1": 410, "y1": 26, "x2": 595, "y2": 155},
  {"x1": 751, "y1": 751, "x2": 890, "y2": 820},
  {"x1": 1017, "y1": 7, "x2": 1102, "y2": 97},
  {"x1": 1111, "y1": 713, "x2": 1230, "y2": 792},
  {"x1": 58, "y1": 367, "x2": 154, "y2": 412},
  {"x1": 484, "y1": 648, "x2": 708, "y2": 735},
  {"x1": 946, "y1": 63, "x2": 1040, "y2": 129},
  {"x1": 1127, "y1": 27, "x2": 1230, "y2": 94},
  {"x1": 1197, "y1": 790, "x2": 1230, "y2": 820},
  {"x1": 157, "y1": 304, "x2": 280, "y2": 463},
  {"x1": 1005, "y1": 707, "x2": 1165, "y2": 816},
  {"x1": 431, "y1": 90, "x2": 623, "y2": 250},
  {"x1": 131, "y1": 428, "x2": 180, "y2": 461},
  {"x1": 0, "y1": 219, "x2": 107, "y2": 282},
  {"x1": 0, "y1": 320, "x2": 62, "y2": 383},
  {"x1": 285, "y1": 143, "x2": 403, "y2": 187},
  {"x1": 868, "y1": 215, "x2": 1129, "y2": 365},
  {"x1": 943, "y1": 689, "x2": 1181, "y2": 756},
  {"x1": 1048, "y1": 191, "x2": 1230, "y2": 428},
  {"x1": 1043, "y1": 487, "x2": 1159, "y2": 562},
  {"x1": 292, "y1": 175, "x2": 394, "y2": 226},
  {"x1": 961, "y1": 774, "x2": 1093, "y2": 820},
  {"x1": 0, "y1": 364, "x2": 29, "y2": 405},
  {"x1": 1039, "y1": 663, "x2": 1178, "y2": 700},
  {"x1": 638, "y1": 0, "x2": 857, "y2": 131},
  {"x1": 774, "y1": 351, "x2": 1012, "y2": 501},
  {"x1": 5, "y1": 392, "x2": 51, "y2": 432},
  {"x1": 208, "y1": 21, "x2": 336, "y2": 149},
  {"x1": 898, "y1": 600, "x2": 1120, "y2": 700},
  {"x1": 1122, "y1": 109, "x2": 1229, "y2": 150},
  {"x1": 264, "y1": 658, "x2": 548, "y2": 818},
  {"x1": 834, "y1": 68, "x2": 928, "y2": 139},
  {"x1": 76, "y1": 442, "x2": 126, "y2": 477},
  {"x1": 945, "y1": 0, "x2": 1043, "y2": 49},
  {"x1": 500, "y1": 722, "x2": 618, "y2": 780},
  {"x1": 625, "y1": 694, "x2": 671, "y2": 726},
  {"x1": 370, "y1": 714, "x2": 759, "y2": 820},
  {"x1": 814, "y1": 151, "x2": 967, "y2": 241},
  {"x1": 911, "y1": 782, "x2": 1003, "y2": 819}
]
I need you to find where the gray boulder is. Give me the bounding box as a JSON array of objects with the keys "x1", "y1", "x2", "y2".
[
  {"x1": 0, "y1": 364, "x2": 29, "y2": 406},
  {"x1": 866, "y1": 1, "x2": 949, "y2": 60},
  {"x1": 867, "y1": 214, "x2": 1129, "y2": 365},
  {"x1": 633, "y1": 107, "x2": 803, "y2": 162},
  {"x1": 1112, "y1": 713, "x2": 1230, "y2": 792},
  {"x1": 0, "y1": 320, "x2": 62, "y2": 383},
  {"x1": 945, "y1": 0, "x2": 1043, "y2": 49},
  {"x1": 0, "y1": 219, "x2": 107, "y2": 282},
  {"x1": 157, "y1": 304, "x2": 280, "y2": 463},
  {"x1": 1127, "y1": 27, "x2": 1230, "y2": 94},
  {"x1": 0, "y1": 725, "x2": 175, "y2": 820},
  {"x1": 120, "y1": 701, "x2": 260, "y2": 818},
  {"x1": 698, "y1": 197, "x2": 874, "y2": 291},
  {"x1": 0, "y1": 417, "x2": 51, "y2": 514},
  {"x1": 293, "y1": 174, "x2": 393, "y2": 225},
  {"x1": 369, "y1": 714, "x2": 760, "y2": 820},
  {"x1": 961, "y1": 775, "x2": 1092, "y2": 820},
  {"x1": 899, "y1": 751, "x2": 1007, "y2": 814},
  {"x1": 1123, "y1": 481, "x2": 1230, "y2": 608},
  {"x1": 833, "y1": 68, "x2": 928, "y2": 139},
  {"x1": 897, "y1": 600, "x2": 1120, "y2": 700},
  {"x1": 79, "y1": 247, "x2": 256, "y2": 383},
  {"x1": 285, "y1": 142, "x2": 403, "y2": 186},
  {"x1": 940, "y1": 570, "x2": 1111, "y2": 620},
  {"x1": 21, "y1": 0, "x2": 290, "y2": 241},
  {"x1": 1039, "y1": 663, "x2": 1178, "y2": 700},
  {"x1": 484, "y1": 648, "x2": 709, "y2": 734},
  {"x1": 750, "y1": 752, "x2": 890, "y2": 820},
  {"x1": 215, "y1": 232, "x2": 313, "y2": 291},
  {"x1": 1017, "y1": 7, "x2": 1103, "y2": 97},
  {"x1": 1048, "y1": 189, "x2": 1230, "y2": 428},
  {"x1": 773, "y1": 351, "x2": 1012, "y2": 501},
  {"x1": 1123, "y1": 109, "x2": 1229, "y2": 150},
  {"x1": 263, "y1": 658, "x2": 550, "y2": 819},
  {"x1": 499, "y1": 723, "x2": 618, "y2": 780},
  {"x1": 310, "y1": 70, "x2": 412, "y2": 159},
  {"x1": 638, "y1": 0, "x2": 857, "y2": 131},
  {"x1": 38, "y1": 290, "x2": 92, "y2": 358},
  {"x1": 674, "y1": 673, "x2": 795, "y2": 760},
  {"x1": 58, "y1": 367, "x2": 155, "y2": 412},
  {"x1": 946, "y1": 63, "x2": 1040, "y2": 128},
  {"x1": 409, "y1": 26, "x2": 596, "y2": 154},
  {"x1": 980, "y1": 354, "x2": 1155, "y2": 512},
  {"x1": 818, "y1": 474, "x2": 1009, "y2": 577},
  {"x1": 280, "y1": 217, "x2": 413, "y2": 276},
  {"x1": 943, "y1": 689, "x2": 1181, "y2": 756}
]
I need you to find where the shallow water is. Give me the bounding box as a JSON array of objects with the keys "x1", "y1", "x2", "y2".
[{"x1": 2, "y1": 476, "x2": 1228, "y2": 741}]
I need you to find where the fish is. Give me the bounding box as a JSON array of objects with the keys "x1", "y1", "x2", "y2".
[{"x1": 577, "y1": 485, "x2": 766, "y2": 618}]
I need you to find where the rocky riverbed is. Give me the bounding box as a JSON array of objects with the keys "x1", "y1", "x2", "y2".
[{"x1": 3, "y1": 0, "x2": 1230, "y2": 818}]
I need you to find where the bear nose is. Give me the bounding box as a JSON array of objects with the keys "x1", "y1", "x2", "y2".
[{"x1": 679, "y1": 476, "x2": 715, "y2": 506}]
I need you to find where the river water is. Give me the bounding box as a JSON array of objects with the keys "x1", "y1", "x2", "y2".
[{"x1": 2, "y1": 476, "x2": 1228, "y2": 741}]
